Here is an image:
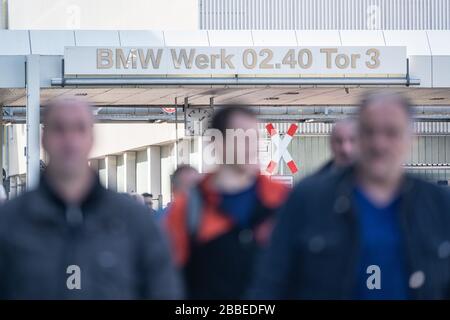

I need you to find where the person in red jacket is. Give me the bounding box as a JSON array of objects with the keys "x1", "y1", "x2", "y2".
[{"x1": 165, "y1": 105, "x2": 289, "y2": 299}]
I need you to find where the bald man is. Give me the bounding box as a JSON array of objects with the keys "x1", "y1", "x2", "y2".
[
  {"x1": 0, "y1": 98, "x2": 182, "y2": 299},
  {"x1": 315, "y1": 118, "x2": 357, "y2": 176}
]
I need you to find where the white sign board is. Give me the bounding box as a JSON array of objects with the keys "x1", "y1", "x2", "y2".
[
  {"x1": 64, "y1": 46, "x2": 407, "y2": 76},
  {"x1": 270, "y1": 175, "x2": 295, "y2": 188}
]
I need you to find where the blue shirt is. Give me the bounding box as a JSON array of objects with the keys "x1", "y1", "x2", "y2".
[
  {"x1": 220, "y1": 182, "x2": 258, "y2": 228},
  {"x1": 353, "y1": 187, "x2": 409, "y2": 300}
]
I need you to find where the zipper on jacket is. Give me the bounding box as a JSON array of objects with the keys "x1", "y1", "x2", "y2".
[
  {"x1": 59, "y1": 206, "x2": 84, "y2": 298},
  {"x1": 65, "y1": 206, "x2": 84, "y2": 227}
]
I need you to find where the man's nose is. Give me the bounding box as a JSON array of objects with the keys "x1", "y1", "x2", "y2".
[
  {"x1": 342, "y1": 141, "x2": 353, "y2": 153},
  {"x1": 369, "y1": 133, "x2": 390, "y2": 151},
  {"x1": 62, "y1": 128, "x2": 83, "y2": 140}
]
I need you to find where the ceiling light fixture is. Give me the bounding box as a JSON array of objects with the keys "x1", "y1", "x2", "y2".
[{"x1": 264, "y1": 97, "x2": 279, "y2": 100}]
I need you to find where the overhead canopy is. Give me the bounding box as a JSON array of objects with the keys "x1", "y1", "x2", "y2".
[{"x1": 0, "y1": 30, "x2": 450, "y2": 108}]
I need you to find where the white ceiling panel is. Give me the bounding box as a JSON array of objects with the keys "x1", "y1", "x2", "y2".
[
  {"x1": 296, "y1": 30, "x2": 341, "y2": 46},
  {"x1": 339, "y1": 30, "x2": 385, "y2": 46},
  {"x1": 119, "y1": 30, "x2": 165, "y2": 47},
  {"x1": 74, "y1": 30, "x2": 120, "y2": 46},
  {"x1": 383, "y1": 31, "x2": 431, "y2": 56},
  {"x1": 0, "y1": 30, "x2": 30, "y2": 55},
  {"x1": 163, "y1": 30, "x2": 209, "y2": 46},
  {"x1": 427, "y1": 31, "x2": 450, "y2": 55},
  {"x1": 251, "y1": 30, "x2": 298, "y2": 46},
  {"x1": 208, "y1": 30, "x2": 253, "y2": 46},
  {"x1": 30, "y1": 30, "x2": 75, "y2": 55}
]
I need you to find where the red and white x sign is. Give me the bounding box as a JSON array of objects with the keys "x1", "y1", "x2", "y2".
[{"x1": 265, "y1": 123, "x2": 299, "y2": 174}]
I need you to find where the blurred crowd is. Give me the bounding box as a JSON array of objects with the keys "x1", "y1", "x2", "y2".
[{"x1": 1, "y1": 91, "x2": 450, "y2": 299}]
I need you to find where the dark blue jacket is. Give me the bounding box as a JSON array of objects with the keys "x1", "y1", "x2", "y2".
[
  {"x1": 0, "y1": 176, "x2": 183, "y2": 299},
  {"x1": 251, "y1": 167, "x2": 450, "y2": 299}
]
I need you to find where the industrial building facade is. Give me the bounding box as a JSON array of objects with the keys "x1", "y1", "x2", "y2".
[
  {"x1": 1, "y1": 0, "x2": 450, "y2": 207},
  {"x1": 199, "y1": 0, "x2": 450, "y2": 30}
]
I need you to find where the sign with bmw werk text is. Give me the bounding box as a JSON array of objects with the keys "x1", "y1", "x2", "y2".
[{"x1": 64, "y1": 46, "x2": 407, "y2": 76}]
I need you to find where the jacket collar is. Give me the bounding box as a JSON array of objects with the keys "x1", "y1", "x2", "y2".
[
  {"x1": 333, "y1": 165, "x2": 416, "y2": 216},
  {"x1": 198, "y1": 172, "x2": 279, "y2": 209},
  {"x1": 26, "y1": 173, "x2": 105, "y2": 222}
]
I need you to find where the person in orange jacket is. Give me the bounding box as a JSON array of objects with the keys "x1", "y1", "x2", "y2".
[{"x1": 165, "y1": 106, "x2": 289, "y2": 299}]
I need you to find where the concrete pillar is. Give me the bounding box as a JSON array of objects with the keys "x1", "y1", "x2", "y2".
[
  {"x1": 178, "y1": 137, "x2": 191, "y2": 165},
  {"x1": 0, "y1": 105, "x2": 3, "y2": 185},
  {"x1": 147, "y1": 146, "x2": 160, "y2": 196},
  {"x1": 89, "y1": 159, "x2": 99, "y2": 174},
  {"x1": 16, "y1": 176, "x2": 24, "y2": 195},
  {"x1": 9, "y1": 175, "x2": 16, "y2": 198},
  {"x1": 0, "y1": 0, "x2": 8, "y2": 29},
  {"x1": 124, "y1": 151, "x2": 136, "y2": 193},
  {"x1": 116, "y1": 155, "x2": 124, "y2": 192},
  {"x1": 197, "y1": 136, "x2": 203, "y2": 173},
  {"x1": 26, "y1": 55, "x2": 40, "y2": 190},
  {"x1": 105, "y1": 155, "x2": 117, "y2": 191},
  {"x1": 4, "y1": 124, "x2": 9, "y2": 181}
]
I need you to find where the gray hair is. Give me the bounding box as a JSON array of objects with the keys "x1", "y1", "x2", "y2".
[{"x1": 359, "y1": 91, "x2": 412, "y2": 119}]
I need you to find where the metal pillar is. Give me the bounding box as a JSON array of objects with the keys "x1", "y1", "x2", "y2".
[{"x1": 26, "y1": 55, "x2": 40, "y2": 190}]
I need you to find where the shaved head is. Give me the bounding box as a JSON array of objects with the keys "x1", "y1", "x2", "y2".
[
  {"x1": 42, "y1": 97, "x2": 95, "y2": 179},
  {"x1": 43, "y1": 97, "x2": 94, "y2": 128}
]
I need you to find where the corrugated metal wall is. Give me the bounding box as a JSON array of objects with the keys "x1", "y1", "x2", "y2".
[
  {"x1": 200, "y1": 0, "x2": 450, "y2": 30},
  {"x1": 286, "y1": 135, "x2": 450, "y2": 182},
  {"x1": 407, "y1": 136, "x2": 450, "y2": 182},
  {"x1": 262, "y1": 122, "x2": 450, "y2": 183},
  {"x1": 285, "y1": 135, "x2": 331, "y2": 179},
  {"x1": 263, "y1": 121, "x2": 450, "y2": 136}
]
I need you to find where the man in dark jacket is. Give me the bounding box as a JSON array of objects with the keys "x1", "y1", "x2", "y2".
[
  {"x1": 0, "y1": 97, "x2": 182, "y2": 299},
  {"x1": 251, "y1": 91, "x2": 450, "y2": 299},
  {"x1": 315, "y1": 118, "x2": 357, "y2": 176}
]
